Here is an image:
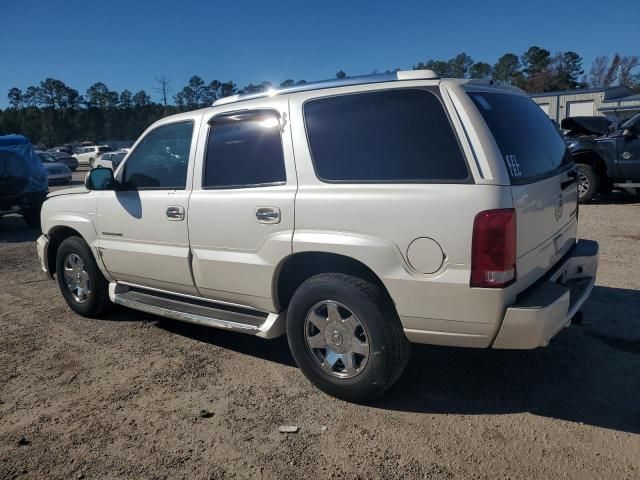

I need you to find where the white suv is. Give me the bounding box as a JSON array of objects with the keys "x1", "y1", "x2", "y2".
[
  {"x1": 72, "y1": 145, "x2": 113, "y2": 166},
  {"x1": 36, "y1": 70, "x2": 598, "y2": 401}
]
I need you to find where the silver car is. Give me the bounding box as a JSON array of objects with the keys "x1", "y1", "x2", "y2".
[{"x1": 36, "y1": 152, "x2": 72, "y2": 185}]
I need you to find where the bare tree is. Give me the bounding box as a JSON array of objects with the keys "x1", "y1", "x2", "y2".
[
  {"x1": 619, "y1": 56, "x2": 640, "y2": 87},
  {"x1": 154, "y1": 75, "x2": 172, "y2": 116},
  {"x1": 589, "y1": 56, "x2": 608, "y2": 87},
  {"x1": 603, "y1": 54, "x2": 622, "y2": 87}
]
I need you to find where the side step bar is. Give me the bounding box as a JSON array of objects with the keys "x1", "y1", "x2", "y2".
[{"x1": 109, "y1": 283, "x2": 285, "y2": 339}]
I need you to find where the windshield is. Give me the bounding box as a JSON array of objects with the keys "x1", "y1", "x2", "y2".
[
  {"x1": 98, "y1": 146, "x2": 113, "y2": 153},
  {"x1": 468, "y1": 91, "x2": 572, "y2": 183},
  {"x1": 37, "y1": 153, "x2": 57, "y2": 163},
  {"x1": 110, "y1": 152, "x2": 126, "y2": 162},
  {"x1": 621, "y1": 113, "x2": 640, "y2": 129}
]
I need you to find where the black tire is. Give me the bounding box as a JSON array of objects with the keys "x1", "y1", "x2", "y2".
[
  {"x1": 55, "y1": 236, "x2": 111, "y2": 318},
  {"x1": 286, "y1": 273, "x2": 410, "y2": 402},
  {"x1": 576, "y1": 163, "x2": 600, "y2": 203},
  {"x1": 22, "y1": 205, "x2": 42, "y2": 229}
]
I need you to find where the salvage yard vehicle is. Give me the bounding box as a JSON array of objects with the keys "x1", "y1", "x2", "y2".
[
  {"x1": 0, "y1": 134, "x2": 48, "y2": 228},
  {"x1": 563, "y1": 114, "x2": 640, "y2": 202},
  {"x1": 92, "y1": 151, "x2": 126, "y2": 171},
  {"x1": 35, "y1": 151, "x2": 72, "y2": 185},
  {"x1": 72, "y1": 145, "x2": 113, "y2": 167},
  {"x1": 36, "y1": 71, "x2": 599, "y2": 401}
]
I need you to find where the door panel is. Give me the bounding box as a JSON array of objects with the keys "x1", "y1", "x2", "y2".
[
  {"x1": 97, "y1": 117, "x2": 202, "y2": 294},
  {"x1": 617, "y1": 135, "x2": 640, "y2": 178},
  {"x1": 188, "y1": 99, "x2": 296, "y2": 311},
  {"x1": 96, "y1": 189, "x2": 197, "y2": 294}
]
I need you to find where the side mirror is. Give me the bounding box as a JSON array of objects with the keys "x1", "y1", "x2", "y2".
[{"x1": 85, "y1": 167, "x2": 115, "y2": 190}]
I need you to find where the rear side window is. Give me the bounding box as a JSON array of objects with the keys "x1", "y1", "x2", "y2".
[
  {"x1": 468, "y1": 91, "x2": 572, "y2": 183},
  {"x1": 204, "y1": 111, "x2": 286, "y2": 188},
  {"x1": 303, "y1": 89, "x2": 469, "y2": 182}
]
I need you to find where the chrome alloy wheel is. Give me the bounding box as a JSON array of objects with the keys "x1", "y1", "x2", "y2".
[
  {"x1": 577, "y1": 170, "x2": 590, "y2": 198},
  {"x1": 63, "y1": 253, "x2": 91, "y2": 303},
  {"x1": 304, "y1": 300, "x2": 370, "y2": 379}
]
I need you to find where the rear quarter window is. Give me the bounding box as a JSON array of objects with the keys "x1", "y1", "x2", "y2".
[
  {"x1": 303, "y1": 89, "x2": 469, "y2": 183},
  {"x1": 467, "y1": 91, "x2": 572, "y2": 183}
]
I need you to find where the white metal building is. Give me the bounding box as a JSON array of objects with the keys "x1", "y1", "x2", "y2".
[{"x1": 531, "y1": 86, "x2": 640, "y2": 122}]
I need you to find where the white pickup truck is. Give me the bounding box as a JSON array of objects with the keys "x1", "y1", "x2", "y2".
[{"x1": 37, "y1": 70, "x2": 599, "y2": 401}]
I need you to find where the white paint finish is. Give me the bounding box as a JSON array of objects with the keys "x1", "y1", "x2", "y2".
[
  {"x1": 406, "y1": 237, "x2": 444, "y2": 274},
  {"x1": 39, "y1": 76, "x2": 599, "y2": 352},
  {"x1": 95, "y1": 190, "x2": 197, "y2": 294},
  {"x1": 188, "y1": 96, "x2": 296, "y2": 309},
  {"x1": 567, "y1": 100, "x2": 595, "y2": 117}
]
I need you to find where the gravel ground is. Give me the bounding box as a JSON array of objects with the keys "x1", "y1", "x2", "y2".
[{"x1": 1, "y1": 184, "x2": 639, "y2": 479}]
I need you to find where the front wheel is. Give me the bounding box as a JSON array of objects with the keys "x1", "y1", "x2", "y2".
[
  {"x1": 286, "y1": 273, "x2": 410, "y2": 402},
  {"x1": 56, "y1": 236, "x2": 111, "y2": 317},
  {"x1": 576, "y1": 163, "x2": 600, "y2": 203}
]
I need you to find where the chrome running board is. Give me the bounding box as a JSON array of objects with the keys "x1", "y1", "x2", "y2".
[{"x1": 109, "y1": 283, "x2": 285, "y2": 339}]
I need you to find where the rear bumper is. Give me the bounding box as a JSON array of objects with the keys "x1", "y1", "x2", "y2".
[{"x1": 492, "y1": 239, "x2": 598, "y2": 349}]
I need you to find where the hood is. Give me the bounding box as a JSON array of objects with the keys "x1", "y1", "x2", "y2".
[
  {"x1": 561, "y1": 116, "x2": 612, "y2": 136},
  {"x1": 47, "y1": 186, "x2": 88, "y2": 198},
  {"x1": 42, "y1": 162, "x2": 69, "y2": 172}
]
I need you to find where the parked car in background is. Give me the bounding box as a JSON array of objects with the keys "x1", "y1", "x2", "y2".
[
  {"x1": 0, "y1": 134, "x2": 48, "y2": 228},
  {"x1": 563, "y1": 114, "x2": 640, "y2": 202},
  {"x1": 36, "y1": 151, "x2": 72, "y2": 185},
  {"x1": 47, "y1": 151, "x2": 78, "y2": 171},
  {"x1": 47, "y1": 145, "x2": 74, "y2": 155},
  {"x1": 72, "y1": 145, "x2": 113, "y2": 167},
  {"x1": 93, "y1": 151, "x2": 126, "y2": 171},
  {"x1": 37, "y1": 71, "x2": 599, "y2": 402}
]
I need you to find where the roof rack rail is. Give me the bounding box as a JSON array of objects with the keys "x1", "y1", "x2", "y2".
[{"x1": 212, "y1": 70, "x2": 439, "y2": 107}]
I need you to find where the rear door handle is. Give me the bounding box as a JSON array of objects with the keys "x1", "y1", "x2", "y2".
[
  {"x1": 166, "y1": 205, "x2": 185, "y2": 221},
  {"x1": 255, "y1": 206, "x2": 280, "y2": 224}
]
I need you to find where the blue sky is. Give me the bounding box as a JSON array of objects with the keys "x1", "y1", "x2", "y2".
[{"x1": 1, "y1": 0, "x2": 638, "y2": 107}]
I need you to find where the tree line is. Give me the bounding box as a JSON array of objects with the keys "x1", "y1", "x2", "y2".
[{"x1": 1, "y1": 46, "x2": 638, "y2": 146}]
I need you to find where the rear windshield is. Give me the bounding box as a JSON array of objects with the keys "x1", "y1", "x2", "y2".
[
  {"x1": 98, "y1": 146, "x2": 113, "y2": 153},
  {"x1": 468, "y1": 91, "x2": 572, "y2": 183}
]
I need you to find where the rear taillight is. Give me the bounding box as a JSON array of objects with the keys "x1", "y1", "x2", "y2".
[{"x1": 471, "y1": 209, "x2": 517, "y2": 288}]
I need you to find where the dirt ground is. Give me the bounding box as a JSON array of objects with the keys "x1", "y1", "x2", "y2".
[{"x1": 1, "y1": 184, "x2": 639, "y2": 479}]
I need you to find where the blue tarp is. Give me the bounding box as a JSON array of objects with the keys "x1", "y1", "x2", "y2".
[{"x1": 0, "y1": 134, "x2": 47, "y2": 193}]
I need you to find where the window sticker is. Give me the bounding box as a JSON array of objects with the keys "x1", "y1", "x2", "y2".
[
  {"x1": 505, "y1": 154, "x2": 522, "y2": 177},
  {"x1": 474, "y1": 95, "x2": 492, "y2": 110}
]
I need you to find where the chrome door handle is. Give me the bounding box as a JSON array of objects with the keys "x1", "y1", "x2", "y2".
[
  {"x1": 255, "y1": 206, "x2": 280, "y2": 224},
  {"x1": 166, "y1": 205, "x2": 185, "y2": 221}
]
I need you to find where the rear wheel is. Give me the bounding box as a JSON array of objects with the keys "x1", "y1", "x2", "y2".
[
  {"x1": 55, "y1": 236, "x2": 111, "y2": 317},
  {"x1": 286, "y1": 273, "x2": 410, "y2": 402},
  {"x1": 576, "y1": 163, "x2": 600, "y2": 203}
]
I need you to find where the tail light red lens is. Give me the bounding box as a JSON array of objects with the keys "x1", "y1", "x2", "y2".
[{"x1": 471, "y1": 209, "x2": 517, "y2": 288}]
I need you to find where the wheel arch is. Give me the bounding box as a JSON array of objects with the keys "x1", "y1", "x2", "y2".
[
  {"x1": 572, "y1": 149, "x2": 608, "y2": 179},
  {"x1": 273, "y1": 251, "x2": 394, "y2": 312},
  {"x1": 46, "y1": 226, "x2": 84, "y2": 275}
]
